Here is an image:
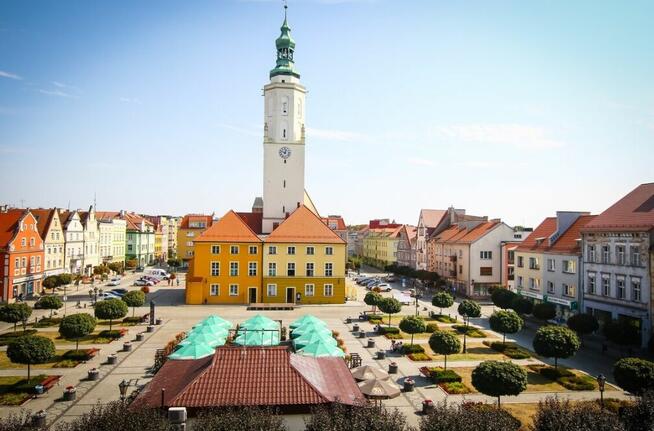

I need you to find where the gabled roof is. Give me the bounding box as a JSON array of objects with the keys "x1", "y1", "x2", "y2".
[
  {"x1": 131, "y1": 346, "x2": 362, "y2": 409},
  {"x1": 195, "y1": 211, "x2": 261, "y2": 243},
  {"x1": 236, "y1": 212, "x2": 263, "y2": 235},
  {"x1": 26, "y1": 208, "x2": 56, "y2": 238},
  {"x1": 516, "y1": 215, "x2": 595, "y2": 254},
  {"x1": 0, "y1": 210, "x2": 25, "y2": 247},
  {"x1": 432, "y1": 220, "x2": 501, "y2": 244},
  {"x1": 180, "y1": 214, "x2": 214, "y2": 229},
  {"x1": 321, "y1": 215, "x2": 346, "y2": 231},
  {"x1": 266, "y1": 206, "x2": 345, "y2": 244},
  {"x1": 420, "y1": 209, "x2": 447, "y2": 228},
  {"x1": 583, "y1": 183, "x2": 654, "y2": 232}
]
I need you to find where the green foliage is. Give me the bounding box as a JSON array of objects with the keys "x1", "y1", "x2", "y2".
[
  {"x1": 0, "y1": 329, "x2": 38, "y2": 346},
  {"x1": 42, "y1": 275, "x2": 60, "y2": 290},
  {"x1": 34, "y1": 317, "x2": 62, "y2": 328},
  {"x1": 379, "y1": 326, "x2": 400, "y2": 335},
  {"x1": 429, "y1": 330, "x2": 461, "y2": 370},
  {"x1": 59, "y1": 313, "x2": 96, "y2": 350},
  {"x1": 510, "y1": 296, "x2": 533, "y2": 315},
  {"x1": 58, "y1": 273, "x2": 73, "y2": 285},
  {"x1": 604, "y1": 319, "x2": 641, "y2": 346},
  {"x1": 363, "y1": 291, "x2": 382, "y2": 310},
  {"x1": 0, "y1": 303, "x2": 32, "y2": 332},
  {"x1": 399, "y1": 316, "x2": 426, "y2": 345},
  {"x1": 107, "y1": 262, "x2": 124, "y2": 273},
  {"x1": 6, "y1": 335, "x2": 55, "y2": 380},
  {"x1": 621, "y1": 390, "x2": 654, "y2": 431},
  {"x1": 36, "y1": 295, "x2": 63, "y2": 317},
  {"x1": 450, "y1": 325, "x2": 487, "y2": 338},
  {"x1": 471, "y1": 361, "x2": 527, "y2": 404},
  {"x1": 401, "y1": 344, "x2": 425, "y2": 354},
  {"x1": 440, "y1": 381, "x2": 470, "y2": 394},
  {"x1": 408, "y1": 353, "x2": 432, "y2": 361},
  {"x1": 457, "y1": 300, "x2": 481, "y2": 319},
  {"x1": 613, "y1": 358, "x2": 654, "y2": 395},
  {"x1": 431, "y1": 291, "x2": 454, "y2": 314},
  {"x1": 419, "y1": 402, "x2": 521, "y2": 431},
  {"x1": 378, "y1": 297, "x2": 402, "y2": 327},
  {"x1": 98, "y1": 329, "x2": 125, "y2": 339},
  {"x1": 491, "y1": 288, "x2": 516, "y2": 309},
  {"x1": 93, "y1": 265, "x2": 110, "y2": 276},
  {"x1": 54, "y1": 401, "x2": 170, "y2": 431},
  {"x1": 94, "y1": 299, "x2": 128, "y2": 330},
  {"x1": 566, "y1": 313, "x2": 599, "y2": 336},
  {"x1": 532, "y1": 303, "x2": 556, "y2": 321},
  {"x1": 428, "y1": 368, "x2": 462, "y2": 384},
  {"x1": 425, "y1": 323, "x2": 439, "y2": 333},
  {"x1": 484, "y1": 341, "x2": 531, "y2": 359},
  {"x1": 532, "y1": 365, "x2": 596, "y2": 391},
  {"x1": 306, "y1": 403, "x2": 408, "y2": 431},
  {"x1": 532, "y1": 397, "x2": 624, "y2": 431},
  {"x1": 122, "y1": 290, "x2": 146, "y2": 317},
  {"x1": 489, "y1": 310, "x2": 523, "y2": 344},
  {"x1": 62, "y1": 349, "x2": 94, "y2": 361},
  {"x1": 532, "y1": 326, "x2": 580, "y2": 368},
  {"x1": 193, "y1": 407, "x2": 287, "y2": 431}
]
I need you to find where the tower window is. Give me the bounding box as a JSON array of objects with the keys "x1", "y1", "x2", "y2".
[
  {"x1": 282, "y1": 129, "x2": 286, "y2": 139},
  {"x1": 283, "y1": 180, "x2": 286, "y2": 188}
]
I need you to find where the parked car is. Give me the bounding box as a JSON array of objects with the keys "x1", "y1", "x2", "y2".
[
  {"x1": 134, "y1": 280, "x2": 154, "y2": 287},
  {"x1": 356, "y1": 277, "x2": 373, "y2": 285},
  {"x1": 376, "y1": 283, "x2": 392, "y2": 292},
  {"x1": 110, "y1": 277, "x2": 121, "y2": 282},
  {"x1": 134, "y1": 266, "x2": 145, "y2": 272},
  {"x1": 385, "y1": 275, "x2": 397, "y2": 282},
  {"x1": 106, "y1": 280, "x2": 120, "y2": 287},
  {"x1": 98, "y1": 292, "x2": 121, "y2": 300},
  {"x1": 110, "y1": 288, "x2": 128, "y2": 296},
  {"x1": 141, "y1": 276, "x2": 160, "y2": 284},
  {"x1": 365, "y1": 279, "x2": 381, "y2": 288}
]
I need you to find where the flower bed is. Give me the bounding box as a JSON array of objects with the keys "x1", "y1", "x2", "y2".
[
  {"x1": 528, "y1": 365, "x2": 596, "y2": 391},
  {"x1": 34, "y1": 317, "x2": 63, "y2": 328},
  {"x1": 0, "y1": 374, "x2": 52, "y2": 406},
  {"x1": 451, "y1": 324, "x2": 487, "y2": 338},
  {"x1": 408, "y1": 352, "x2": 432, "y2": 361},
  {"x1": 98, "y1": 328, "x2": 128, "y2": 340},
  {"x1": 432, "y1": 314, "x2": 458, "y2": 324},
  {"x1": 441, "y1": 381, "x2": 471, "y2": 394},
  {"x1": 401, "y1": 344, "x2": 425, "y2": 355},
  {"x1": 378, "y1": 326, "x2": 400, "y2": 335},
  {"x1": 385, "y1": 333, "x2": 403, "y2": 340},
  {"x1": 419, "y1": 367, "x2": 472, "y2": 393},
  {"x1": 483, "y1": 341, "x2": 531, "y2": 359}
]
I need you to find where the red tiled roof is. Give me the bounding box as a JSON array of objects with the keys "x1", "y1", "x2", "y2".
[
  {"x1": 583, "y1": 183, "x2": 654, "y2": 232},
  {"x1": 516, "y1": 215, "x2": 595, "y2": 254},
  {"x1": 267, "y1": 206, "x2": 346, "y2": 244},
  {"x1": 236, "y1": 212, "x2": 263, "y2": 235},
  {"x1": 321, "y1": 216, "x2": 346, "y2": 231},
  {"x1": 516, "y1": 218, "x2": 556, "y2": 252},
  {"x1": 131, "y1": 346, "x2": 362, "y2": 409},
  {"x1": 432, "y1": 221, "x2": 500, "y2": 244},
  {"x1": 29, "y1": 209, "x2": 56, "y2": 238},
  {"x1": 195, "y1": 211, "x2": 261, "y2": 243},
  {"x1": 180, "y1": 214, "x2": 214, "y2": 229},
  {"x1": 0, "y1": 210, "x2": 24, "y2": 247},
  {"x1": 420, "y1": 209, "x2": 447, "y2": 228}
]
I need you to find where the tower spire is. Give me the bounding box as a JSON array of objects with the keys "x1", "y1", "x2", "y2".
[{"x1": 270, "y1": 0, "x2": 299, "y2": 79}]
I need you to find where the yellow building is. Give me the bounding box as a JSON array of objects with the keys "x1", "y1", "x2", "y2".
[
  {"x1": 262, "y1": 206, "x2": 346, "y2": 305},
  {"x1": 154, "y1": 227, "x2": 164, "y2": 263},
  {"x1": 186, "y1": 211, "x2": 262, "y2": 305},
  {"x1": 362, "y1": 225, "x2": 402, "y2": 268},
  {"x1": 177, "y1": 214, "x2": 214, "y2": 266}
]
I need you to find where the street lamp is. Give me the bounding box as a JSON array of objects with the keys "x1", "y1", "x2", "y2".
[
  {"x1": 118, "y1": 380, "x2": 129, "y2": 401},
  {"x1": 461, "y1": 311, "x2": 468, "y2": 353},
  {"x1": 596, "y1": 374, "x2": 606, "y2": 409}
]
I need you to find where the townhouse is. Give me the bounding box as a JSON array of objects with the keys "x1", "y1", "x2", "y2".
[
  {"x1": 396, "y1": 225, "x2": 417, "y2": 268},
  {"x1": 60, "y1": 210, "x2": 84, "y2": 275},
  {"x1": 177, "y1": 214, "x2": 214, "y2": 264},
  {"x1": 416, "y1": 209, "x2": 448, "y2": 270},
  {"x1": 97, "y1": 213, "x2": 126, "y2": 266},
  {"x1": 79, "y1": 207, "x2": 100, "y2": 275},
  {"x1": 513, "y1": 212, "x2": 594, "y2": 321},
  {"x1": 32, "y1": 208, "x2": 65, "y2": 277},
  {"x1": 362, "y1": 223, "x2": 403, "y2": 268},
  {"x1": 581, "y1": 183, "x2": 653, "y2": 347}
]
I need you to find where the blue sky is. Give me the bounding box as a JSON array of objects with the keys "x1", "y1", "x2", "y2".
[{"x1": 1, "y1": 0, "x2": 652, "y2": 227}]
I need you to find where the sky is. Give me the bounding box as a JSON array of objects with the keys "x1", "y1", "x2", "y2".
[{"x1": 1, "y1": 0, "x2": 652, "y2": 227}]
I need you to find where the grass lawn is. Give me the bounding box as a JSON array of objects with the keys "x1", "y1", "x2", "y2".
[
  {"x1": 0, "y1": 350, "x2": 83, "y2": 369},
  {"x1": 96, "y1": 320, "x2": 139, "y2": 327},
  {"x1": 420, "y1": 344, "x2": 505, "y2": 361},
  {"x1": 450, "y1": 324, "x2": 488, "y2": 338},
  {"x1": 502, "y1": 403, "x2": 538, "y2": 430},
  {"x1": 38, "y1": 330, "x2": 113, "y2": 345},
  {"x1": 0, "y1": 375, "x2": 48, "y2": 406},
  {"x1": 455, "y1": 367, "x2": 570, "y2": 393},
  {"x1": 369, "y1": 314, "x2": 439, "y2": 326},
  {"x1": 0, "y1": 330, "x2": 38, "y2": 346},
  {"x1": 432, "y1": 314, "x2": 459, "y2": 324}
]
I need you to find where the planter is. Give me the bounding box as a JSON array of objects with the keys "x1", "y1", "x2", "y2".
[
  {"x1": 135, "y1": 333, "x2": 144, "y2": 341},
  {"x1": 389, "y1": 362, "x2": 398, "y2": 374},
  {"x1": 31, "y1": 411, "x2": 47, "y2": 428},
  {"x1": 358, "y1": 331, "x2": 366, "y2": 338},
  {"x1": 87, "y1": 368, "x2": 100, "y2": 381},
  {"x1": 63, "y1": 387, "x2": 77, "y2": 401},
  {"x1": 156, "y1": 318, "x2": 163, "y2": 325},
  {"x1": 377, "y1": 350, "x2": 386, "y2": 360},
  {"x1": 352, "y1": 324, "x2": 360, "y2": 332},
  {"x1": 404, "y1": 378, "x2": 415, "y2": 392},
  {"x1": 146, "y1": 325, "x2": 155, "y2": 333},
  {"x1": 107, "y1": 354, "x2": 118, "y2": 365},
  {"x1": 346, "y1": 317, "x2": 352, "y2": 324},
  {"x1": 422, "y1": 399, "x2": 434, "y2": 415},
  {"x1": 123, "y1": 342, "x2": 132, "y2": 352},
  {"x1": 367, "y1": 339, "x2": 375, "y2": 348}
]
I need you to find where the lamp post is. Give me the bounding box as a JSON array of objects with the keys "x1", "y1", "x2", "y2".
[
  {"x1": 118, "y1": 379, "x2": 129, "y2": 401},
  {"x1": 597, "y1": 374, "x2": 606, "y2": 409},
  {"x1": 462, "y1": 311, "x2": 468, "y2": 354}
]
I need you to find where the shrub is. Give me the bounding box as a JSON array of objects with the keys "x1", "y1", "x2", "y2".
[
  {"x1": 532, "y1": 325, "x2": 580, "y2": 369},
  {"x1": 429, "y1": 330, "x2": 461, "y2": 370},
  {"x1": 471, "y1": 361, "x2": 527, "y2": 407},
  {"x1": 431, "y1": 368, "x2": 462, "y2": 384},
  {"x1": 566, "y1": 313, "x2": 599, "y2": 338},
  {"x1": 379, "y1": 326, "x2": 400, "y2": 335},
  {"x1": 488, "y1": 310, "x2": 523, "y2": 344},
  {"x1": 54, "y1": 401, "x2": 170, "y2": 431},
  {"x1": 613, "y1": 358, "x2": 654, "y2": 395},
  {"x1": 491, "y1": 288, "x2": 516, "y2": 309},
  {"x1": 484, "y1": 341, "x2": 531, "y2": 359},
  {"x1": 408, "y1": 353, "x2": 432, "y2": 361},
  {"x1": 62, "y1": 349, "x2": 94, "y2": 361},
  {"x1": 532, "y1": 303, "x2": 556, "y2": 321},
  {"x1": 604, "y1": 319, "x2": 641, "y2": 347},
  {"x1": 401, "y1": 344, "x2": 425, "y2": 354},
  {"x1": 399, "y1": 316, "x2": 426, "y2": 345},
  {"x1": 425, "y1": 323, "x2": 439, "y2": 333},
  {"x1": 193, "y1": 407, "x2": 287, "y2": 431},
  {"x1": 122, "y1": 317, "x2": 142, "y2": 324},
  {"x1": 510, "y1": 296, "x2": 533, "y2": 315},
  {"x1": 433, "y1": 314, "x2": 457, "y2": 323},
  {"x1": 385, "y1": 333, "x2": 403, "y2": 340},
  {"x1": 432, "y1": 291, "x2": 454, "y2": 314},
  {"x1": 419, "y1": 402, "x2": 520, "y2": 431},
  {"x1": 34, "y1": 317, "x2": 63, "y2": 328},
  {"x1": 441, "y1": 381, "x2": 470, "y2": 394},
  {"x1": 451, "y1": 325, "x2": 486, "y2": 338},
  {"x1": 532, "y1": 397, "x2": 624, "y2": 431},
  {"x1": 140, "y1": 286, "x2": 150, "y2": 294},
  {"x1": 0, "y1": 329, "x2": 38, "y2": 346},
  {"x1": 557, "y1": 375, "x2": 595, "y2": 391},
  {"x1": 98, "y1": 329, "x2": 126, "y2": 339},
  {"x1": 306, "y1": 402, "x2": 408, "y2": 431}
]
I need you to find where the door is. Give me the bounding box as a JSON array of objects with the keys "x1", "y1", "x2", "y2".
[
  {"x1": 249, "y1": 287, "x2": 257, "y2": 304},
  {"x1": 286, "y1": 287, "x2": 295, "y2": 304}
]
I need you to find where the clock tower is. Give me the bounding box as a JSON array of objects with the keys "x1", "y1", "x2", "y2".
[{"x1": 262, "y1": 6, "x2": 306, "y2": 234}]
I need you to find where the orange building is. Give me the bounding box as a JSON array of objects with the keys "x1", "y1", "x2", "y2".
[
  {"x1": 0, "y1": 209, "x2": 45, "y2": 302},
  {"x1": 177, "y1": 214, "x2": 214, "y2": 265}
]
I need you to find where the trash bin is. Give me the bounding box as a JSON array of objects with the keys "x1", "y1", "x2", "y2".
[
  {"x1": 63, "y1": 387, "x2": 76, "y2": 401},
  {"x1": 346, "y1": 317, "x2": 352, "y2": 324},
  {"x1": 377, "y1": 350, "x2": 386, "y2": 360},
  {"x1": 146, "y1": 325, "x2": 155, "y2": 333},
  {"x1": 404, "y1": 377, "x2": 415, "y2": 392},
  {"x1": 388, "y1": 362, "x2": 398, "y2": 374},
  {"x1": 135, "y1": 333, "x2": 144, "y2": 341},
  {"x1": 87, "y1": 368, "x2": 100, "y2": 381},
  {"x1": 107, "y1": 354, "x2": 118, "y2": 365},
  {"x1": 123, "y1": 342, "x2": 132, "y2": 352},
  {"x1": 358, "y1": 331, "x2": 366, "y2": 338},
  {"x1": 31, "y1": 411, "x2": 46, "y2": 428},
  {"x1": 367, "y1": 339, "x2": 375, "y2": 348},
  {"x1": 422, "y1": 399, "x2": 435, "y2": 414},
  {"x1": 352, "y1": 324, "x2": 360, "y2": 332}
]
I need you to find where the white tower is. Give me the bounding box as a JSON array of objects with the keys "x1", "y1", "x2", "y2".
[{"x1": 262, "y1": 7, "x2": 306, "y2": 234}]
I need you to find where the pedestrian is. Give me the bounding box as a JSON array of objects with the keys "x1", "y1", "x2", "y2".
[
  {"x1": 176, "y1": 278, "x2": 179, "y2": 287},
  {"x1": 391, "y1": 340, "x2": 396, "y2": 351}
]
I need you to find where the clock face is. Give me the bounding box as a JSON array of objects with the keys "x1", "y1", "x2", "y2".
[{"x1": 279, "y1": 146, "x2": 291, "y2": 159}]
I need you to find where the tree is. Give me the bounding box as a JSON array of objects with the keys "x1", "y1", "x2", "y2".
[
  {"x1": 399, "y1": 316, "x2": 426, "y2": 346},
  {"x1": 107, "y1": 262, "x2": 124, "y2": 274},
  {"x1": 531, "y1": 397, "x2": 624, "y2": 431},
  {"x1": 54, "y1": 401, "x2": 169, "y2": 431},
  {"x1": 510, "y1": 296, "x2": 533, "y2": 315},
  {"x1": 94, "y1": 299, "x2": 128, "y2": 331},
  {"x1": 532, "y1": 303, "x2": 556, "y2": 321},
  {"x1": 306, "y1": 402, "x2": 408, "y2": 431},
  {"x1": 603, "y1": 319, "x2": 641, "y2": 347},
  {"x1": 42, "y1": 275, "x2": 60, "y2": 291},
  {"x1": 428, "y1": 330, "x2": 460, "y2": 370},
  {"x1": 59, "y1": 313, "x2": 96, "y2": 351},
  {"x1": 419, "y1": 402, "x2": 520, "y2": 431},
  {"x1": 363, "y1": 291, "x2": 382, "y2": 314},
  {"x1": 6, "y1": 335, "x2": 55, "y2": 380},
  {"x1": 566, "y1": 313, "x2": 599, "y2": 343},
  {"x1": 0, "y1": 303, "x2": 32, "y2": 332},
  {"x1": 457, "y1": 299, "x2": 481, "y2": 353},
  {"x1": 58, "y1": 273, "x2": 73, "y2": 285},
  {"x1": 489, "y1": 310, "x2": 523, "y2": 345},
  {"x1": 532, "y1": 325, "x2": 580, "y2": 369},
  {"x1": 431, "y1": 291, "x2": 454, "y2": 315},
  {"x1": 122, "y1": 291, "x2": 146, "y2": 317},
  {"x1": 613, "y1": 358, "x2": 654, "y2": 395},
  {"x1": 471, "y1": 360, "x2": 527, "y2": 407},
  {"x1": 378, "y1": 297, "x2": 402, "y2": 328},
  {"x1": 37, "y1": 295, "x2": 63, "y2": 318},
  {"x1": 491, "y1": 288, "x2": 516, "y2": 310}
]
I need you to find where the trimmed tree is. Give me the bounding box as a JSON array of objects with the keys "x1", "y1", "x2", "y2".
[
  {"x1": 566, "y1": 313, "x2": 599, "y2": 344},
  {"x1": 399, "y1": 316, "x2": 426, "y2": 346},
  {"x1": 431, "y1": 291, "x2": 454, "y2": 315},
  {"x1": 59, "y1": 313, "x2": 96, "y2": 351},
  {"x1": 491, "y1": 288, "x2": 516, "y2": 310},
  {"x1": 37, "y1": 295, "x2": 63, "y2": 318},
  {"x1": 122, "y1": 290, "x2": 146, "y2": 317},
  {"x1": 613, "y1": 357, "x2": 654, "y2": 395},
  {"x1": 510, "y1": 296, "x2": 533, "y2": 315},
  {"x1": 94, "y1": 298, "x2": 128, "y2": 331},
  {"x1": 471, "y1": 360, "x2": 528, "y2": 407},
  {"x1": 603, "y1": 319, "x2": 641, "y2": 347},
  {"x1": 458, "y1": 299, "x2": 481, "y2": 353},
  {"x1": 489, "y1": 310, "x2": 523, "y2": 345},
  {"x1": 532, "y1": 303, "x2": 556, "y2": 321},
  {"x1": 428, "y1": 330, "x2": 460, "y2": 370},
  {"x1": 6, "y1": 335, "x2": 55, "y2": 380},
  {"x1": 0, "y1": 303, "x2": 32, "y2": 333},
  {"x1": 532, "y1": 325, "x2": 580, "y2": 369},
  {"x1": 364, "y1": 291, "x2": 383, "y2": 314},
  {"x1": 378, "y1": 297, "x2": 402, "y2": 328},
  {"x1": 42, "y1": 275, "x2": 60, "y2": 292}
]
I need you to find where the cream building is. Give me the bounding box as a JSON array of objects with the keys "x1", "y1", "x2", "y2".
[
  {"x1": 32, "y1": 208, "x2": 65, "y2": 277},
  {"x1": 60, "y1": 210, "x2": 84, "y2": 274},
  {"x1": 98, "y1": 214, "x2": 126, "y2": 265},
  {"x1": 80, "y1": 206, "x2": 100, "y2": 275}
]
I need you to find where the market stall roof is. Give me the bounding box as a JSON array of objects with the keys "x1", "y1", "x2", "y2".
[
  {"x1": 297, "y1": 340, "x2": 345, "y2": 358},
  {"x1": 291, "y1": 323, "x2": 332, "y2": 339},
  {"x1": 168, "y1": 342, "x2": 216, "y2": 360},
  {"x1": 289, "y1": 315, "x2": 327, "y2": 329},
  {"x1": 293, "y1": 331, "x2": 337, "y2": 350},
  {"x1": 357, "y1": 378, "x2": 401, "y2": 399},
  {"x1": 239, "y1": 314, "x2": 279, "y2": 331},
  {"x1": 350, "y1": 365, "x2": 390, "y2": 382},
  {"x1": 233, "y1": 329, "x2": 280, "y2": 346}
]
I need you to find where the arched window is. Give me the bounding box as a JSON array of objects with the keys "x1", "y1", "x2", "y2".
[{"x1": 281, "y1": 96, "x2": 289, "y2": 115}]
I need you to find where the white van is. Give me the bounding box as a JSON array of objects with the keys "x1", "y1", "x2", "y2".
[{"x1": 144, "y1": 268, "x2": 170, "y2": 279}]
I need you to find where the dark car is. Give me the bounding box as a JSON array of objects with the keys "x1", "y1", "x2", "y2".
[{"x1": 110, "y1": 288, "x2": 128, "y2": 296}]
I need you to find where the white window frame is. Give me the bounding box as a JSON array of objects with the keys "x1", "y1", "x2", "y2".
[
  {"x1": 248, "y1": 262, "x2": 257, "y2": 276},
  {"x1": 211, "y1": 261, "x2": 220, "y2": 276},
  {"x1": 230, "y1": 262, "x2": 239, "y2": 276},
  {"x1": 546, "y1": 281, "x2": 555, "y2": 294},
  {"x1": 229, "y1": 284, "x2": 238, "y2": 296},
  {"x1": 306, "y1": 246, "x2": 315, "y2": 255},
  {"x1": 210, "y1": 284, "x2": 219, "y2": 296},
  {"x1": 249, "y1": 245, "x2": 257, "y2": 255},
  {"x1": 211, "y1": 245, "x2": 220, "y2": 254},
  {"x1": 325, "y1": 246, "x2": 333, "y2": 256},
  {"x1": 287, "y1": 246, "x2": 296, "y2": 255},
  {"x1": 230, "y1": 245, "x2": 239, "y2": 255},
  {"x1": 587, "y1": 273, "x2": 596, "y2": 294},
  {"x1": 287, "y1": 262, "x2": 295, "y2": 276},
  {"x1": 306, "y1": 262, "x2": 314, "y2": 277},
  {"x1": 547, "y1": 259, "x2": 555, "y2": 272},
  {"x1": 602, "y1": 275, "x2": 610, "y2": 296},
  {"x1": 325, "y1": 262, "x2": 333, "y2": 277},
  {"x1": 267, "y1": 283, "x2": 277, "y2": 297},
  {"x1": 305, "y1": 284, "x2": 315, "y2": 297},
  {"x1": 324, "y1": 284, "x2": 333, "y2": 297},
  {"x1": 268, "y1": 262, "x2": 277, "y2": 277},
  {"x1": 632, "y1": 278, "x2": 641, "y2": 302},
  {"x1": 268, "y1": 246, "x2": 277, "y2": 255},
  {"x1": 616, "y1": 277, "x2": 626, "y2": 299}
]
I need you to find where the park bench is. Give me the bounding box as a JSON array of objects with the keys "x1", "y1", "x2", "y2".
[{"x1": 40, "y1": 375, "x2": 62, "y2": 392}]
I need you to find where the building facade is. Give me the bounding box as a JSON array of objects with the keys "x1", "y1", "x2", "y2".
[
  {"x1": 581, "y1": 183, "x2": 653, "y2": 347},
  {"x1": 177, "y1": 214, "x2": 214, "y2": 264},
  {"x1": 97, "y1": 214, "x2": 126, "y2": 265},
  {"x1": 415, "y1": 209, "x2": 447, "y2": 270},
  {"x1": 60, "y1": 210, "x2": 84, "y2": 274},
  {"x1": 0, "y1": 209, "x2": 45, "y2": 301},
  {"x1": 32, "y1": 208, "x2": 65, "y2": 277},
  {"x1": 396, "y1": 225, "x2": 417, "y2": 268},
  {"x1": 80, "y1": 207, "x2": 100, "y2": 275},
  {"x1": 124, "y1": 213, "x2": 155, "y2": 266}
]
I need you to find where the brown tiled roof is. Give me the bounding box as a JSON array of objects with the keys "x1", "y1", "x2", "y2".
[
  {"x1": 583, "y1": 183, "x2": 654, "y2": 232},
  {"x1": 266, "y1": 206, "x2": 346, "y2": 244},
  {"x1": 28, "y1": 208, "x2": 56, "y2": 238},
  {"x1": 420, "y1": 209, "x2": 447, "y2": 228},
  {"x1": 131, "y1": 346, "x2": 362, "y2": 409},
  {"x1": 236, "y1": 212, "x2": 263, "y2": 235},
  {"x1": 516, "y1": 215, "x2": 595, "y2": 254},
  {"x1": 180, "y1": 214, "x2": 214, "y2": 229},
  {"x1": 432, "y1": 221, "x2": 500, "y2": 244},
  {"x1": 321, "y1": 216, "x2": 346, "y2": 231},
  {"x1": 195, "y1": 211, "x2": 261, "y2": 243}
]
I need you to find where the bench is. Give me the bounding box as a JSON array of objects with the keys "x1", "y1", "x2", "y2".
[
  {"x1": 40, "y1": 375, "x2": 62, "y2": 392},
  {"x1": 247, "y1": 303, "x2": 295, "y2": 311}
]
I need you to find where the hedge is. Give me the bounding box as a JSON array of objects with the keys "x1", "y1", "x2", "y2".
[
  {"x1": 401, "y1": 344, "x2": 425, "y2": 354},
  {"x1": 379, "y1": 326, "x2": 400, "y2": 335},
  {"x1": 431, "y1": 368, "x2": 463, "y2": 384}
]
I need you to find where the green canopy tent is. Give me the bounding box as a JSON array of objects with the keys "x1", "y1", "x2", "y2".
[
  {"x1": 297, "y1": 340, "x2": 345, "y2": 358},
  {"x1": 233, "y1": 329, "x2": 280, "y2": 346},
  {"x1": 291, "y1": 322, "x2": 332, "y2": 339},
  {"x1": 239, "y1": 314, "x2": 279, "y2": 331},
  {"x1": 178, "y1": 332, "x2": 225, "y2": 348},
  {"x1": 196, "y1": 315, "x2": 232, "y2": 329},
  {"x1": 293, "y1": 331, "x2": 337, "y2": 350},
  {"x1": 187, "y1": 325, "x2": 229, "y2": 339},
  {"x1": 289, "y1": 315, "x2": 327, "y2": 330},
  {"x1": 168, "y1": 342, "x2": 216, "y2": 360}
]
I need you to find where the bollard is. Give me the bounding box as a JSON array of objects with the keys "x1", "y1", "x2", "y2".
[
  {"x1": 107, "y1": 354, "x2": 118, "y2": 365},
  {"x1": 123, "y1": 342, "x2": 132, "y2": 352},
  {"x1": 146, "y1": 325, "x2": 155, "y2": 333},
  {"x1": 377, "y1": 350, "x2": 386, "y2": 360},
  {"x1": 358, "y1": 331, "x2": 366, "y2": 338},
  {"x1": 31, "y1": 411, "x2": 46, "y2": 428},
  {"x1": 388, "y1": 362, "x2": 398, "y2": 374},
  {"x1": 404, "y1": 377, "x2": 415, "y2": 392},
  {"x1": 422, "y1": 399, "x2": 434, "y2": 414},
  {"x1": 346, "y1": 317, "x2": 352, "y2": 324},
  {"x1": 87, "y1": 368, "x2": 100, "y2": 381},
  {"x1": 136, "y1": 333, "x2": 144, "y2": 342},
  {"x1": 367, "y1": 339, "x2": 375, "y2": 348},
  {"x1": 156, "y1": 318, "x2": 163, "y2": 325}
]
